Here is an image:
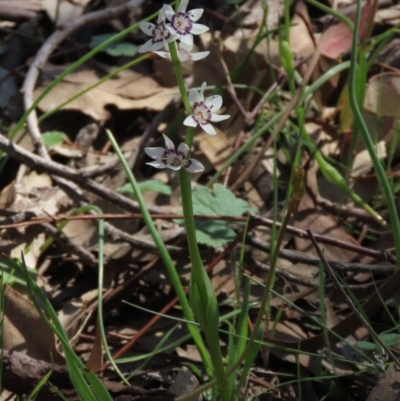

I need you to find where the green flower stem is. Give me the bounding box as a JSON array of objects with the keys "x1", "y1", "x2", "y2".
[
  {"x1": 168, "y1": 28, "x2": 229, "y2": 399},
  {"x1": 177, "y1": 167, "x2": 305, "y2": 401},
  {"x1": 168, "y1": 29, "x2": 228, "y2": 398},
  {"x1": 105, "y1": 129, "x2": 213, "y2": 375},
  {"x1": 168, "y1": 42, "x2": 195, "y2": 147},
  {"x1": 168, "y1": 42, "x2": 191, "y2": 113},
  {"x1": 348, "y1": 0, "x2": 400, "y2": 263},
  {"x1": 179, "y1": 169, "x2": 229, "y2": 400}
]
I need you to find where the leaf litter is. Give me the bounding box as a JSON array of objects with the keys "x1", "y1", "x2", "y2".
[{"x1": 0, "y1": 0, "x2": 400, "y2": 400}]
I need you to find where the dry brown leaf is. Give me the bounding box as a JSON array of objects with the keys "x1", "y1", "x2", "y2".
[
  {"x1": 43, "y1": 0, "x2": 92, "y2": 26},
  {"x1": 289, "y1": 0, "x2": 315, "y2": 59},
  {"x1": 375, "y1": 5, "x2": 400, "y2": 25},
  {"x1": 363, "y1": 72, "x2": 400, "y2": 148},
  {"x1": 366, "y1": 365, "x2": 400, "y2": 401},
  {"x1": 34, "y1": 67, "x2": 177, "y2": 121},
  {"x1": 1, "y1": 285, "x2": 64, "y2": 363},
  {"x1": 293, "y1": 192, "x2": 364, "y2": 263},
  {"x1": 321, "y1": 1, "x2": 375, "y2": 59},
  {"x1": 85, "y1": 323, "x2": 103, "y2": 371},
  {"x1": 351, "y1": 141, "x2": 387, "y2": 177},
  {"x1": 0, "y1": 0, "x2": 42, "y2": 19},
  {"x1": 196, "y1": 131, "x2": 233, "y2": 170}
]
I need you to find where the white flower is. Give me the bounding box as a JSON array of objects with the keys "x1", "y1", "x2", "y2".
[
  {"x1": 183, "y1": 82, "x2": 230, "y2": 135},
  {"x1": 145, "y1": 134, "x2": 204, "y2": 173},
  {"x1": 154, "y1": 41, "x2": 209, "y2": 62},
  {"x1": 138, "y1": 6, "x2": 177, "y2": 53},
  {"x1": 164, "y1": 0, "x2": 209, "y2": 46}
]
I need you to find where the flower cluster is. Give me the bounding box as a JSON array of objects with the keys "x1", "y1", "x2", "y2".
[
  {"x1": 141, "y1": 0, "x2": 230, "y2": 173},
  {"x1": 145, "y1": 134, "x2": 204, "y2": 173},
  {"x1": 138, "y1": 0, "x2": 208, "y2": 54}
]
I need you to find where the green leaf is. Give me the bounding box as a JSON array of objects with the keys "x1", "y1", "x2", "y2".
[
  {"x1": 356, "y1": 333, "x2": 400, "y2": 352},
  {"x1": 189, "y1": 184, "x2": 255, "y2": 248},
  {"x1": 118, "y1": 180, "x2": 172, "y2": 198},
  {"x1": 379, "y1": 332, "x2": 400, "y2": 347},
  {"x1": 0, "y1": 257, "x2": 36, "y2": 286},
  {"x1": 105, "y1": 43, "x2": 138, "y2": 57},
  {"x1": 355, "y1": 341, "x2": 377, "y2": 351},
  {"x1": 41, "y1": 131, "x2": 66, "y2": 147},
  {"x1": 89, "y1": 34, "x2": 138, "y2": 57}
]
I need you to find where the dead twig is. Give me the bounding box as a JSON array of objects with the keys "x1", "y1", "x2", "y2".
[
  {"x1": 22, "y1": 0, "x2": 145, "y2": 157},
  {"x1": 0, "y1": 210, "x2": 394, "y2": 263},
  {"x1": 0, "y1": 134, "x2": 168, "y2": 215}
]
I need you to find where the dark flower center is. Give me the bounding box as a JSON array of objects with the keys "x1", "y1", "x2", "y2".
[
  {"x1": 172, "y1": 13, "x2": 193, "y2": 35},
  {"x1": 152, "y1": 22, "x2": 170, "y2": 43},
  {"x1": 193, "y1": 101, "x2": 212, "y2": 124}
]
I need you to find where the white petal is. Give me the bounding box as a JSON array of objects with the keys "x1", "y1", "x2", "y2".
[
  {"x1": 188, "y1": 9, "x2": 204, "y2": 22},
  {"x1": 188, "y1": 88, "x2": 200, "y2": 105},
  {"x1": 178, "y1": 53, "x2": 190, "y2": 62},
  {"x1": 185, "y1": 158, "x2": 204, "y2": 173},
  {"x1": 166, "y1": 32, "x2": 179, "y2": 43},
  {"x1": 165, "y1": 24, "x2": 177, "y2": 39},
  {"x1": 190, "y1": 51, "x2": 210, "y2": 61},
  {"x1": 158, "y1": 5, "x2": 168, "y2": 22},
  {"x1": 177, "y1": 143, "x2": 189, "y2": 158},
  {"x1": 178, "y1": 0, "x2": 188, "y2": 13},
  {"x1": 138, "y1": 39, "x2": 154, "y2": 53},
  {"x1": 153, "y1": 51, "x2": 171, "y2": 59},
  {"x1": 167, "y1": 164, "x2": 182, "y2": 171},
  {"x1": 144, "y1": 147, "x2": 165, "y2": 159},
  {"x1": 179, "y1": 42, "x2": 193, "y2": 52},
  {"x1": 178, "y1": 33, "x2": 193, "y2": 46},
  {"x1": 139, "y1": 21, "x2": 155, "y2": 36},
  {"x1": 210, "y1": 114, "x2": 230, "y2": 122},
  {"x1": 205, "y1": 95, "x2": 222, "y2": 111},
  {"x1": 147, "y1": 160, "x2": 166, "y2": 169},
  {"x1": 148, "y1": 41, "x2": 166, "y2": 51},
  {"x1": 190, "y1": 23, "x2": 209, "y2": 35},
  {"x1": 200, "y1": 122, "x2": 216, "y2": 135},
  {"x1": 162, "y1": 134, "x2": 176, "y2": 151},
  {"x1": 163, "y1": 4, "x2": 175, "y2": 21},
  {"x1": 199, "y1": 82, "x2": 207, "y2": 101},
  {"x1": 183, "y1": 115, "x2": 198, "y2": 127}
]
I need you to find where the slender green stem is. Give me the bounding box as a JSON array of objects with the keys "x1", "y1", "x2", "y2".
[
  {"x1": 178, "y1": 167, "x2": 305, "y2": 401},
  {"x1": 168, "y1": 30, "x2": 228, "y2": 398},
  {"x1": 168, "y1": 42, "x2": 191, "y2": 113},
  {"x1": 95, "y1": 208, "x2": 129, "y2": 384},
  {"x1": 105, "y1": 130, "x2": 213, "y2": 374},
  {"x1": 348, "y1": 0, "x2": 400, "y2": 263},
  {"x1": 179, "y1": 169, "x2": 229, "y2": 400},
  {"x1": 167, "y1": 42, "x2": 196, "y2": 148}
]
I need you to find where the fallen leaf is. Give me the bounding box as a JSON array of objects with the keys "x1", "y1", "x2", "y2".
[
  {"x1": 321, "y1": 1, "x2": 375, "y2": 59},
  {"x1": 2, "y1": 285, "x2": 64, "y2": 363},
  {"x1": 363, "y1": 72, "x2": 400, "y2": 148},
  {"x1": 43, "y1": 0, "x2": 92, "y2": 26},
  {"x1": 34, "y1": 66, "x2": 177, "y2": 121}
]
